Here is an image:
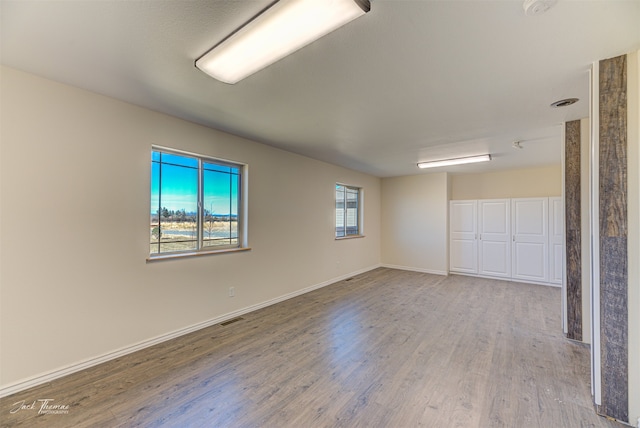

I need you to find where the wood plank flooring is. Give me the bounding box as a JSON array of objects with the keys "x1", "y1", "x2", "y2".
[{"x1": 1, "y1": 268, "x2": 622, "y2": 427}]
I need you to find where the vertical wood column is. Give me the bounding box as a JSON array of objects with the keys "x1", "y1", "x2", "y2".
[
  {"x1": 598, "y1": 54, "x2": 628, "y2": 422},
  {"x1": 565, "y1": 120, "x2": 582, "y2": 341}
]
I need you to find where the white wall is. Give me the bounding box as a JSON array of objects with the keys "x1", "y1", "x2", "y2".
[
  {"x1": 451, "y1": 165, "x2": 562, "y2": 200},
  {"x1": 0, "y1": 67, "x2": 381, "y2": 391},
  {"x1": 380, "y1": 173, "x2": 449, "y2": 274}
]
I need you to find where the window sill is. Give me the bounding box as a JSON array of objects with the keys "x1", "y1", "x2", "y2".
[
  {"x1": 147, "y1": 246, "x2": 251, "y2": 262},
  {"x1": 335, "y1": 235, "x2": 365, "y2": 241}
]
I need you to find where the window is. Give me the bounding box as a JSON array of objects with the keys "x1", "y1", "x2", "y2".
[
  {"x1": 335, "y1": 184, "x2": 361, "y2": 238},
  {"x1": 150, "y1": 148, "x2": 245, "y2": 257}
]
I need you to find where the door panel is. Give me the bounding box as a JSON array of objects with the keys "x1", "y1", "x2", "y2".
[
  {"x1": 450, "y1": 200, "x2": 477, "y2": 274},
  {"x1": 450, "y1": 240, "x2": 477, "y2": 273},
  {"x1": 478, "y1": 199, "x2": 511, "y2": 278},
  {"x1": 480, "y1": 241, "x2": 510, "y2": 276},
  {"x1": 513, "y1": 242, "x2": 547, "y2": 279},
  {"x1": 512, "y1": 198, "x2": 549, "y2": 282}
]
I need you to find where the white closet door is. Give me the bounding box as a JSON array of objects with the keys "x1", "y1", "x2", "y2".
[
  {"x1": 450, "y1": 200, "x2": 477, "y2": 274},
  {"x1": 478, "y1": 199, "x2": 511, "y2": 278},
  {"x1": 512, "y1": 198, "x2": 549, "y2": 283},
  {"x1": 549, "y1": 197, "x2": 564, "y2": 285}
]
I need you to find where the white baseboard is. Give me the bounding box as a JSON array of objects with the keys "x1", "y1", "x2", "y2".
[
  {"x1": 449, "y1": 271, "x2": 562, "y2": 288},
  {"x1": 380, "y1": 264, "x2": 448, "y2": 276},
  {"x1": 0, "y1": 264, "x2": 381, "y2": 398}
]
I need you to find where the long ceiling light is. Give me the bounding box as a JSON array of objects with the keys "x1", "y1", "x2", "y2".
[
  {"x1": 195, "y1": 0, "x2": 371, "y2": 84},
  {"x1": 417, "y1": 154, "x2": 492, "y2": 169}
]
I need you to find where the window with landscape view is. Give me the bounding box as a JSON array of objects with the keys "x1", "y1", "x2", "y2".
[
  {"x1": 335, "y1": 184, "x2": 361, "y2": 238},
  {"x1": 150, "y1": 148, "x2": 244, "y2": 256}
]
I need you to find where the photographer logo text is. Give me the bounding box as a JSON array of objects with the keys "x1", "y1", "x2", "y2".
[{"x1": 10, "y1": 399, "x2": 70, "y2": 415}]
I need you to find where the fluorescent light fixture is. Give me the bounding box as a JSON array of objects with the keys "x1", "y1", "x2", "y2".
[
  {"x1": 417, "y1": 154, "x2": 492, "y2": 169},
  {"x1": 196, "y1": 0, "x2": 371, "y2": 84}
]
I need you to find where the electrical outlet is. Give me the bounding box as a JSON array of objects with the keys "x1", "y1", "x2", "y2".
[{"x1": 228, "y1": 287, "x2": 235, "y2": 297}]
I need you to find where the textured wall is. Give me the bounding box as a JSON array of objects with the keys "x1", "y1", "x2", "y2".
[
  {"x1": 564, "y1": 120, "x2": 582, "y2": 341},
  {"x1": 598, "y1": 54, "x2": 628, "y2": 423}
]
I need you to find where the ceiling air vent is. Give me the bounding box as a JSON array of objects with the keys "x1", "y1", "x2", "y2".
[
  {"x1": 523, "y1": 0, "x2": 557, "y2": 15},
  {"x1": 550, "y1": 98, "x2": 579, "y2": 108}
]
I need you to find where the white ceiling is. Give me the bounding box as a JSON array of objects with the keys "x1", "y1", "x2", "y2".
[{"x1": 2, "y1": 0, "x2": 639, "y2": 177}]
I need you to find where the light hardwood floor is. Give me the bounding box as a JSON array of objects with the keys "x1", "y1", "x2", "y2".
[{"x1": 1, "y1": 268, "x2": 623, "y2": 427}]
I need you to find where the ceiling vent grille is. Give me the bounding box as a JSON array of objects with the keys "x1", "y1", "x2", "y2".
[{"x1": 523, "y1": 0, "x2": 557, "y2": 15}]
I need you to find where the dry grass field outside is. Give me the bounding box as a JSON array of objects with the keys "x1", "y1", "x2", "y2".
[{"x1": 150, "y1": 220, "x2": 238, "y2": 253}]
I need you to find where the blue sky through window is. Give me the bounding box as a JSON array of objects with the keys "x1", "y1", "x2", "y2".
[{"x1": 151, "y1": 151, "x2": 239, "y2": 216}]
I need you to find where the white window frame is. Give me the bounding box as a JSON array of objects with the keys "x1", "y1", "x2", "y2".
[
  {"x1": 335, "y1": 183, "x2": 364, "y2": 239},
  {"x1": 148, "y1": 146, "x2": 249, "y2": 261}
]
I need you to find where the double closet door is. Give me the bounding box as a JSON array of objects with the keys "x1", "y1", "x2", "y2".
[{"x1": 450, "y1": 197, "x2": 562, "y2": 285}]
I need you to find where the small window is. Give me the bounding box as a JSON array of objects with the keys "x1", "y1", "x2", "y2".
[
  {"x1": 336, "y1": 184, "x2": 361, "y2": 238},
  {"x1": 150, "y1": 148, "x2": 245, "y2": 257}
]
